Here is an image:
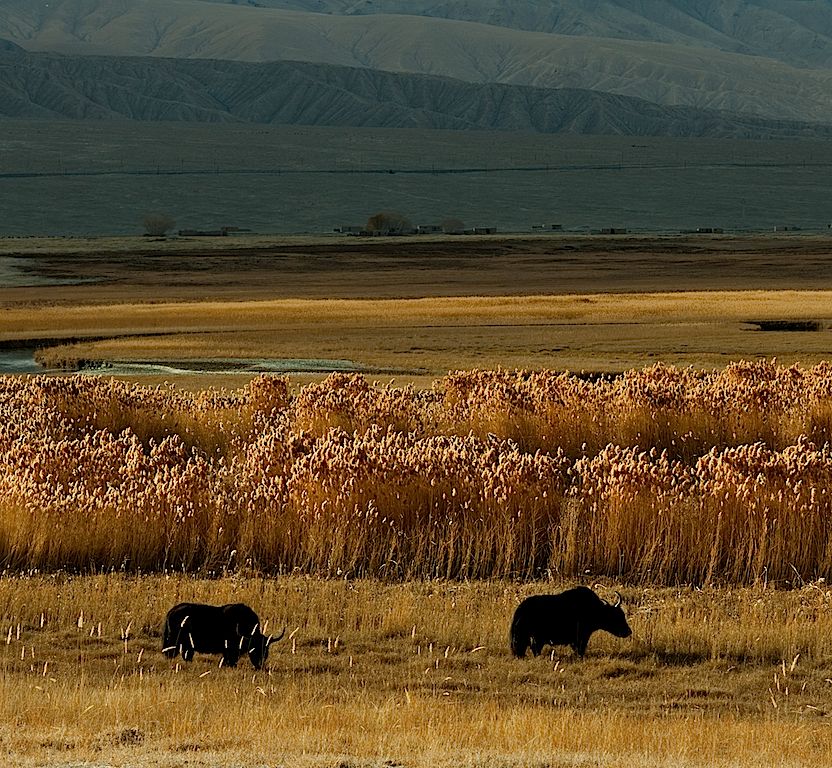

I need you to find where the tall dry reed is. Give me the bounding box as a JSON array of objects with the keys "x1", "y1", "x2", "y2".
[{"x1": 1, "y1": 362, "x2": 831, "y2": 583}]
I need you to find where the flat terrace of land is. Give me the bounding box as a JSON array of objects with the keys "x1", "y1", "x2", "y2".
[
  {"x1": 2, "y1": 232, "x2": 832, "y2": 301},
  {"x1": 0, "y1": 233, "x2": 830, "y2": 382},
  {"x1": 3, "y1": 123, "x2": 831, "y2": 236}
]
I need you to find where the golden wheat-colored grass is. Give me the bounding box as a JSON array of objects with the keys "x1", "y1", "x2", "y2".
[
  {"x1": 0, "y1": 362, "x2": 831, "y2": 582},
  {"x1": 2, "y1": 575, "x2": 832, "y2": 767},
  {"x1": 8, "y1": 290, "x2": 832, "y2": 376},
  {"x1": 6, "y1": 240, "x2": 832, "y2": 766}
]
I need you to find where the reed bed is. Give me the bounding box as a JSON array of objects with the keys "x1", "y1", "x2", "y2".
[{"x1": 1, "y1": 361, "x2": 832, "y2": 583}]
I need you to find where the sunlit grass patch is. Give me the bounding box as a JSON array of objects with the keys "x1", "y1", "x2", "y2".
[{"x1": 3, "y1": 576, "x2": 832, "y2": 767}]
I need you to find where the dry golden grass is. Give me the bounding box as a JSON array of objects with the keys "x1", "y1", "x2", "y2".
[
  {"x1": 4, "y1": 290, "x2": 831, "y2": 378},
  {"x1": 2, "y1": 575, "x2": 832, "y2": 767},
  {"x1": 0, "y1": 361, "x2": 830, "y2": 766},
  {"x1": 3, "y1": 235, "x2": 831, "y2": 766},
  {"x1": 0, "y1": 364, "x2": 832, "y2": 583}
]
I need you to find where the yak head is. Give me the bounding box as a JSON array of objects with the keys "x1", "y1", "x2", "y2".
[
  {"x1": 241, "y1": 625, "x2": 286, "y2": 670},
  {"x1": 601, "y1": 592, "x2": 632, "y2": 638}
]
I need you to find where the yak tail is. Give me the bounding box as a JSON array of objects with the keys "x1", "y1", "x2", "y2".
[{"x1": 509, "y1": 615, "x2": 528, "y2": 658}]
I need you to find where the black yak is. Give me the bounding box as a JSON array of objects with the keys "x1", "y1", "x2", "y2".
[
  {"x1": 162, "y1": 602, "x2": 285, "y2": 669},
  {"x1": 510, "y1": 586, "x2": 631, "y2": 658}
]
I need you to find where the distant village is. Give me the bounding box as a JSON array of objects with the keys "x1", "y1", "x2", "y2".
[
  {"x1": 168, "y1": 222, "x2": 815, "y2": 238},
  {"x1": 332, "y1": 223, "x2": 501, "y2": 237},
  {"x1": 161, "y1": 213, "x2": 811, "y2": 240}
]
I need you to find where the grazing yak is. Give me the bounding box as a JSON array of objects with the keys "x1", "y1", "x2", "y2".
[
  {"x1": 162, "y1": 602, "x2": 285, "y2": 669},
  {"x1": 510, "y1": 586, "x2": 632, "y2": 658}
]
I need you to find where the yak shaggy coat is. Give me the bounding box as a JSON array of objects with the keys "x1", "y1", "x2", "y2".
[
  {"x1": 162, "y1": 602, "x2": 283, "y2": 669},
  {"x1": 510, "y1": 586, "x2": 632, "y2": 658}
]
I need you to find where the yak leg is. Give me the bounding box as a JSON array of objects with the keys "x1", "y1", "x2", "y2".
[
  {"x1": 179, "y1": 630, "x2": 195, "y2": 662},
  {"x1": 221, "y1": 637, "x2": 240, "y2": 667},
  {"x1": 170, "y1": 617, "x2": 195, "y2": 662},
  {"x1": 572, "y1": 627, "x2": 589, "y2": 657}
]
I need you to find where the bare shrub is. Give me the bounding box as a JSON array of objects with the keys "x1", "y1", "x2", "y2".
[
  {"x1": 142, "y1": 212, "x2": 176, "y2": 237},
  {"x1": 365, "y1": 211, "x2": 412, "y2": 234}
]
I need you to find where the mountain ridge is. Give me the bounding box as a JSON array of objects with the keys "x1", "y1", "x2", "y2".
[
  {"x1": 2, "y1": 0, "x2": 832, "y2": 124},
  {"x1": 162, "y1": 0, "x2": 832, "y2": 69},
  {"x1": 3, "y1": 0, "x2": 832, "y2": 136},
  {"x1": 2, "y1": 48, "x2": 832, "y2": 139}
]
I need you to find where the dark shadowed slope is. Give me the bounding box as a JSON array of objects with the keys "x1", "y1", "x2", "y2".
[{"x1": 2, "y1": 49, "x2": 832, "y2": 138}]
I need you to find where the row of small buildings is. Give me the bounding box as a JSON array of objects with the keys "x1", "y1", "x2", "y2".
[{"x1": 333, "y1": 224, "x2": 498, "y2": 236}]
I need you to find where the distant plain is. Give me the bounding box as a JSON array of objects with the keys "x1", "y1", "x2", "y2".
[
  {"x1": 2, "y1": 122, "x2": 832, "y2": 237},
  {"x1": 1, "y1": 230, "x2": 831, "y2": 385}
]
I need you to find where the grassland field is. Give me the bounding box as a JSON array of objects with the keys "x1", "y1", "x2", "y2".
[
  {"x1": 1, "y1": 232, "x2": 832, "y2": 766},
  {"x1": 5, "y1": 575, "x2": 832, "y2": 768},
  {"x1": 1, "y1": 232, "x2": 832, "y2": 382},
  {"x1": 2, "y1": 122, "x2": 832, "y2": 237}
]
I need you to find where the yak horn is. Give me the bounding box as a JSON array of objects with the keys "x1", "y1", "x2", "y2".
[
  {"x1": 614, "y1": 591, "x2": 623, "y2": 608},
  {"x1": 269, "y1": 626, "x2": 287, "y2": 645}
]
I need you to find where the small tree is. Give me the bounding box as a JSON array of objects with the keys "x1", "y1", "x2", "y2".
[
  {"x1": 441, "y1": 217, "x2": 465, "y2": 234},
  {"x1": 365, "y1": 211, "x2": 412, "y2": 235},
  {"x1": 142, "y1": 212, "x2": 176, "y2": 237}
]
